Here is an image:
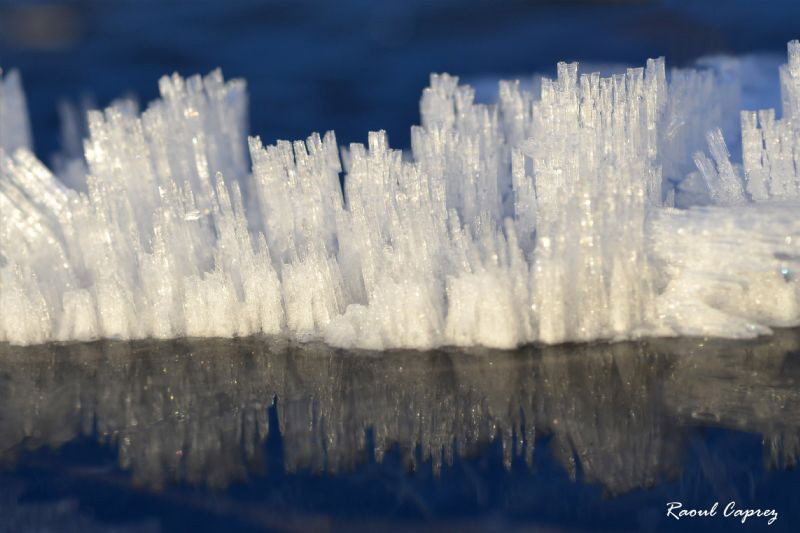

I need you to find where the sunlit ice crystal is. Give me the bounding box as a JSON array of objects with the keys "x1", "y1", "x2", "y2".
[
  {"x1": 2, "y1": 42, "x2": 800, "y2": 349},
  {"x1": 0, "y1": 68, "x2": 32, "y2": 155}
]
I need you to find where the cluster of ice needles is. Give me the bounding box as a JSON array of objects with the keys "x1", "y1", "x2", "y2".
[{"x1": 3, "y1": 42, "x2": 800, "y2": 350}]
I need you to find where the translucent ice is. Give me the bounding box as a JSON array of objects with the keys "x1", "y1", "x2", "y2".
[
  {"x1": 2, "y1": 44, "x2": 800, "y2": 349},
  {"x1": 725, "y1": 41, "x2": 800, "y2": 202},
  {"x1": 0, "y1": 69, "x2": 31, "y2": 154}
]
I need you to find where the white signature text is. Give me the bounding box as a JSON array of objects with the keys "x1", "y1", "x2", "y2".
[{"x1": 666, "y1": 501, "x2": 778, "y2": 525}]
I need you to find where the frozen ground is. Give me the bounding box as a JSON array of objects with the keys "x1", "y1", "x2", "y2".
[{"x1": 4, "y1": 42, "x2": 800, "y2": 349}]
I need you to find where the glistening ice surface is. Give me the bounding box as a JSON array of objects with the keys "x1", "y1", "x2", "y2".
[
  {"x1": 0, "y1": 333, "x2": 798, "y2": 531},
  {"x1": 4, "y1": 42, "x2": 800, "y2": 349}
]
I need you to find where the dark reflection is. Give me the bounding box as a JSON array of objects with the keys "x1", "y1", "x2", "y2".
[{"x1": 0, "y1": 331, "x2": 798, "y2": 499}]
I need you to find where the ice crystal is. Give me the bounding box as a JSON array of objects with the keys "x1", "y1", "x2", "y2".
[{"x1": 2, "y1": 42, "x2": 800, "y2": 349}]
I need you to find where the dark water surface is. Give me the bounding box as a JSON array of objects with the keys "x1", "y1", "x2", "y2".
[{"x1": 0, "y1": 332, "x2": 798, "y2": 531}]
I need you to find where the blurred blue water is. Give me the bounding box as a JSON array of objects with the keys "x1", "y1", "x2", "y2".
[{"x1": 1, "y1": 0, "x2": 799, "y2": 159}]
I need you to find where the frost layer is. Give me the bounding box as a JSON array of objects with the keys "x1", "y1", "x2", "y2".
[{"x1": 2, "y1": 44, "x2": 800, "y2": 349}]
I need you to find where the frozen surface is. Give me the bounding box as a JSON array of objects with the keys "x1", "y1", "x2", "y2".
[
  {"x1": 3, "y1": 43, "x2": 800, "y2": 349},
  {"x1": 1, "y1": 333, "x2": 798, "y2": 522}
]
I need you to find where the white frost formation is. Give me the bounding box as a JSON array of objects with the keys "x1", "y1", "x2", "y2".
[{"x1": 2, "y1": 43, "x2": 800, "y2": 349}]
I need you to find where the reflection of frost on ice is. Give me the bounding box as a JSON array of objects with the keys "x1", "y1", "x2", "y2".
[
  {"x1": 0, "y1": 335, "x2": 797, "y2": 492},
  {"x1": 3, "y1": 43, "x2": 800, "y2": 349}
]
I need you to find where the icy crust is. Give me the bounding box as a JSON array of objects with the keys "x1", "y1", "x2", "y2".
[{"x1": 2, "y1": 44, "x2": 800, "y2": 349}]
